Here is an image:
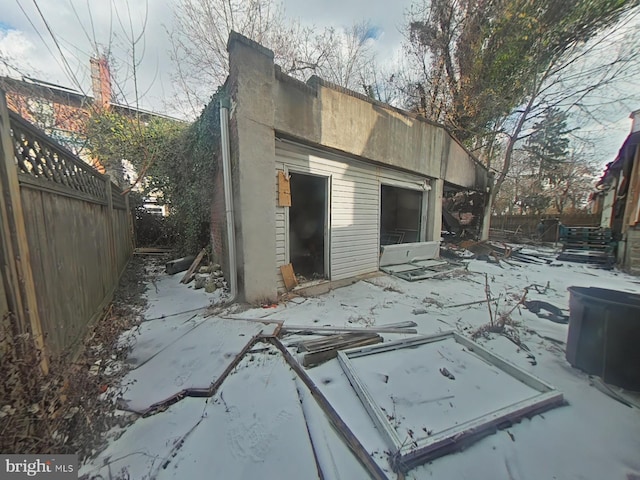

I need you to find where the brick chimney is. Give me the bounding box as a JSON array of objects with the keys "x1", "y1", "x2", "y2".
[{"x1": 90, "y1": 55, "x2": 112, "y2": 109}]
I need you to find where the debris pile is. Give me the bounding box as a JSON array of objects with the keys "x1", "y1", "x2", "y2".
[
  {"x1": 193, "y1": 264, "x2": 228, "y2": 293},
  {"x1": 557, "y1": 226, "x2": 616, "y2": 267},
  {"x1": 166, "y1": 248, "x2": 229, "y2": 293},
  {"x1": 298, "y1": 332, "x2": 383, "y2": 367},
  {"x1": 441, "y1": 240, "x2": 554, "y2": 266},
  {"x1": 80, "y1": 251, "x2": 640, "y2": 479},
  {"x1": 488, "y1": 226, "x2": 531, "y2": 243}
]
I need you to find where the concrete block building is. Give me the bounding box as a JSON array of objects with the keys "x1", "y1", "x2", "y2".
[{"x1": 214, "y1": 32, "x2": 492, "y2": 303}]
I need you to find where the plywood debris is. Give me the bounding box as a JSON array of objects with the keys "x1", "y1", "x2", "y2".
[
  {"x1": 299, "y1": 332, "x2": 383, "y2": 368},
  {"x1": 134, "y1": 247, "x2": 172, "y2": 255},
  {"x1": 277, "y1": 170, "x2": 292, "y2": 207},
  {"x1": 116, "y1": 318, "x2": 280, "y2": 414},
  {"x1": 280, "y1": 263, "x2": 298, "y2": 290},
  {"x1": 271, "y1": 338, "x2": 390, "y2": 480}
]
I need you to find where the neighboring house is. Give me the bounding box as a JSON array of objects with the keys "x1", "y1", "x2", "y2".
[
  {"x1": 212, "y1": 33, "x2": 492, "y2": 303},
  {"x1": 0, "y1": 57, "x2": 177, "y2": 215},
  {"x1": 0, "y1": 75, "x2": 96, "y2": 165},
  {"x1": 592, "y1": 109, "x2": 640, "y2": 274}
]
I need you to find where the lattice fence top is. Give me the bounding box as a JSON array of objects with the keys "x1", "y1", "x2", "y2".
[{"x1": 9, "y1": 111, "x2": 108, "y2": 202}]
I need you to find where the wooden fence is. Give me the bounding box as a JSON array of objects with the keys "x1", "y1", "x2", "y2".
[
  {"x1": 490, "y1": 213, "x2": 600, "y2": 240},
  {"x1": 0, "y1": 93, "x2": 133, "y2": 372}
]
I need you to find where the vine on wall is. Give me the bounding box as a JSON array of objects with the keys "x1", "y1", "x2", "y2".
[{"x1": 87, "y1": 90, "x2": 224, "y2": 255}]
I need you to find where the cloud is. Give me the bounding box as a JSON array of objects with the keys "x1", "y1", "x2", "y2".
[
  {"x1": 0, "y1": 28, "x2": 38, "y2": 76},
  {"x1": 0, "y1": 0, "x2": 636, "y2": 164},
  {"x1": 0, "y1": 0, "x2": 177, "y2": 110}
]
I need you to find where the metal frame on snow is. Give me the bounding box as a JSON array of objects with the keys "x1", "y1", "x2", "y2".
[{"x1": 337, "y1": 331, "x2": 564, "y2": 473}]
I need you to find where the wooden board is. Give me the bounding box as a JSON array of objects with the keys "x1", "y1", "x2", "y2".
[
  {"x1": 166, "y1": 255, "x2": 196, "y2": 275},
  {"x1": 302, "y1": 334, "x2": 382, "y2": 368},
  {"x1": 283, "y1": 324, "x2": 418, "y2": 335},
  {"x1": 277, "y1": 171, "x2": 291, "y2": 207},
  {"x1": 300, "y1": 332, "x2": 382, "y2": 353},
  {"x1": 280, "y1": 263, "x2": 298, "y2": 290},
  {"x1": 134, "y1": 247, "x2": 172, "y2": 254},
  {"x1": 270, "y1": 338, "x2": 390, "y2": 480},
  {"x1": 180, "y1": 248, "x2": 207, "y2": 284}
]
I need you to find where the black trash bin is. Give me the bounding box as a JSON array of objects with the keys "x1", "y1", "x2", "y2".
[{"x1": 567, "y1": 286, "x2": 640, "y2": 391}]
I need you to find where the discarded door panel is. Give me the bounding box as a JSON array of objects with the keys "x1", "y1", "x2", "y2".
[
  {"x1": 337, "y1": 332, "x2": 564, "y2": 472},
  {"x1": 382, "y1": 262, "x2": 461, "y2": 281},
  {"x1": 379, "y1": 241, "x2": 440, "y2": 267},
  {"x1": 379, "y1": 241, "x2": 464, "y2": 281}
]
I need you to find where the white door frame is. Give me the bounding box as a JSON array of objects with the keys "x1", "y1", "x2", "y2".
[
  {"x1": 379, "y1": 181, "x2": 429, "y2": 242},
  {"x1": 284, "y1": 166, "x2": 331, "y2": 280}
]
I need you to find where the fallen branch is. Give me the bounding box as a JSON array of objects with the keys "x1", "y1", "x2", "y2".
[
  {"x1": 485, "y1": 273, "x2": 494, "y2": 326},
  {"x1": 525, "y1": 281, "x2": 551, "y2": 294},
  {"x1": 504, "y1": 288, "x2": 528, "y2": 317},
  {"x1": 446, "y1": 297, "x2": 496, "y2": 309}
]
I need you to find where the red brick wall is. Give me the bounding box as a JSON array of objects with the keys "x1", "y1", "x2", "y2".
[
  {"x1": 6, "y1": 92, "x2": 89, "y2": 133},
  {"x1": 210, "y1": 163, "x2": 228, "y2": 279}
]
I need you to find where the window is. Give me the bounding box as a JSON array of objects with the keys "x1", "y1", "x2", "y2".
[{"x1": 380, "y1": 185, "x2": 423, "y2": 245}]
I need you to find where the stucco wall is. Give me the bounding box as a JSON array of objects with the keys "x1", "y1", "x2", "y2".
[
  {"x1": 273, "y1": 72, "x2": 489, "y2": 191},
  {"x1": 227, "y1": 35, "x2": 278, "y2": 302}
]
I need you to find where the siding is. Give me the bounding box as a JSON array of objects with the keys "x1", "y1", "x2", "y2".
[
  {"x1": 275, "y1": 140, "x2": 429, "y2": 291},
  {"x1": 275, "y1": 171, "x2": 288, "y2": 291},
  {"x1": 625, "y1": 228, "x2": 640, "y2": 275}
]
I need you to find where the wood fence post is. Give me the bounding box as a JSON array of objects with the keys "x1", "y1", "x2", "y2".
[
  {"x1": 0, "y1": 91, "x2": 48, "y2": 374},
  {"x1": 104, "y1": 177, "x2": 118, "y2": 282},
  {"x1": 124, "y1": 191, "x2": 136, "y2": 251}
]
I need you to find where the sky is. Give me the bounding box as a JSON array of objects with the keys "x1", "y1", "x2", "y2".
[
  {"x1": 0, "y1": 0, "x2": 411, "y2": 110},
  {"x1": 0, "y1": 0, "x2": 637, "y2": 168}
]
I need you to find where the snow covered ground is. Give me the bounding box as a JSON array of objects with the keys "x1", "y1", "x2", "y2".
[{"x1": 81, "y1": 251, "x2": 640, "y2": 479}]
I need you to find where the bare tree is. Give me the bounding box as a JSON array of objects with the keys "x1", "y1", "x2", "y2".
[
  {"x1": 169, "y1": 0, "x2": 379, "y2": 115},
  {"x1": 495, "y1": 142, "x2": 599, "y2": 215},
  {"x1": 169, "y1": 0, "x2": 280, "y2": 112},
  {"x1": 402, "y1": 0, "x2": 640, "y2": 208},
  {"x1": 487, "y1": 13, "x2": 640, "y2": 206}
]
